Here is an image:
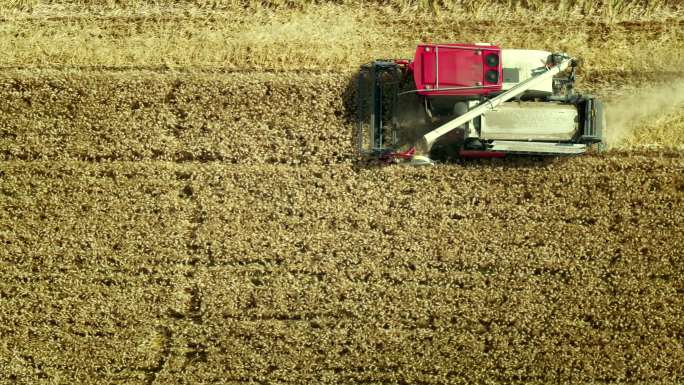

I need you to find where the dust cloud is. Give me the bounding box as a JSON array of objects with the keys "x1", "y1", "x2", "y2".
[{"x1": 605, "y1": 79, "x2": 684, "y2": 148}]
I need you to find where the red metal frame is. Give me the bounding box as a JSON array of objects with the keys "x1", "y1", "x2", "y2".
[{"x1": 379, "y1": 147, "x2": 416, "y2": 163}]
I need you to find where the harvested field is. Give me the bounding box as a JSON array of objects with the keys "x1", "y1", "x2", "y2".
[
  {"x1": 0, "y1": 71, "x2": 352, "y2": 164},
  {"x1": 2, "y1": 1, "x2": 684, "y2": 384},
  {"x1": 2, "y1": 157, "x2": 684, "y2": 384}
]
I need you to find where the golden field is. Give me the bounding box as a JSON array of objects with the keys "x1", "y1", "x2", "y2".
[
  {"x1": 2, "y1": 157, "x2": 683, "y2": 383},
  {"x1": 1, "y1": 1, "x2": 683, "y2": 384}
]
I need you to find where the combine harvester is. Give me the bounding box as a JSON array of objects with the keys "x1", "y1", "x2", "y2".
[{"x1": 357, "y1": 43, "x2": 605, "y2": 164}]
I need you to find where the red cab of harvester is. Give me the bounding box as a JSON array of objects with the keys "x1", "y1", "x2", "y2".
[{"x1": 410, "y1": 43, "x2": 502, "y2": 96}]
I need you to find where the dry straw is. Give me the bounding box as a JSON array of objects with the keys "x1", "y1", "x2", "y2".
[{"x1": 0, "y1": 3, "x2": 681, "y2": 73}]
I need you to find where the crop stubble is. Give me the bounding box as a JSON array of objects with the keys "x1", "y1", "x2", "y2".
[
  {"x1": 0, "y1": 70, "x2": 352, "y2": 164},
  {"x1": 1, "y1": 157, "x2": 683, "y2": 384}
]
